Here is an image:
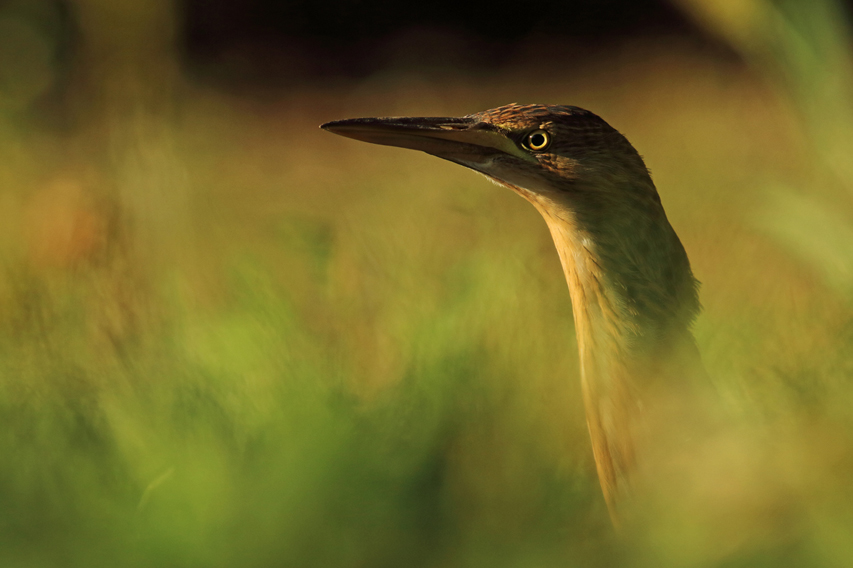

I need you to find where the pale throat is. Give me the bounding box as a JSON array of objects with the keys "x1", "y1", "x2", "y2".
[{"x1": 537, "y1": 207, "x2": 632, "y2": 381}]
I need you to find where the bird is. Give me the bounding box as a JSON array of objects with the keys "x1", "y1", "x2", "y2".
[{"x1": 321, "y1": 103, "x2": 706, "y2": 526}]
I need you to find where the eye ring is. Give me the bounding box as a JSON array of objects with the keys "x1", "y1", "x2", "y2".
[{"x1": 525, "y1": 130, "x2": 551, "y2": 152}]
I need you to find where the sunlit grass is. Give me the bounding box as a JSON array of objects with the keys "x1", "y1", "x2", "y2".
[{"x1": 2, "y1": 1, "x2": 853, "y2": 566}]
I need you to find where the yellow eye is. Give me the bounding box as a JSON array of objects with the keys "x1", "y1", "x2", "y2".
[{"x1": 526, "y1": 130, "x2": 550, "y2": 151}]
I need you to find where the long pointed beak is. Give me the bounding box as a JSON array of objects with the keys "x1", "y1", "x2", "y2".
[{"x1": 320, "y1": 116, "x2": 534, "y2": 164}]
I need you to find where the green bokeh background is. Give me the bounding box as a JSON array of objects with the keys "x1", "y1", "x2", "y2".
[{"x1": 2, "y1": 0, "x2": 853, "y2": 566}]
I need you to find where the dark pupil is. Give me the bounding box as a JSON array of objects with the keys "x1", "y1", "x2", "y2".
[{"x1": 530, "y1": 133, "x2": 545, "y2": 148}]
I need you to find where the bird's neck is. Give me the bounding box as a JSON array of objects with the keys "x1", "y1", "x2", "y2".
[
  {"x1": 534, "y1": 197, "x2": 702, "y2": 517},
  {"x1": 538, "y1": 202, "x2": 700, "y2": 361}
]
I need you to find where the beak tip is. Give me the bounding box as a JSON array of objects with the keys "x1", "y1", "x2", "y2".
[{"x1": 321, "y1": 119, "x2": 354, "y2": 135}]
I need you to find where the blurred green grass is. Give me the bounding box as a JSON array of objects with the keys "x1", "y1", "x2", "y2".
[{"x1": 2, "y1": 0, "x2": 853, "y2": 566}]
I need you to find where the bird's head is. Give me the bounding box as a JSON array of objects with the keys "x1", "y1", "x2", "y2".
[
  {"x1": 321, "y1": 103, "x2": 659, "y2": 220},
  {"x1": 322, "y1": 103, "x2": 699, "y2": 337}
]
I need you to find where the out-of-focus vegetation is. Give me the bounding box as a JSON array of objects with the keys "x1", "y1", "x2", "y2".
[{"x1": 2, "y1": 0, "x2": 853, "y2": 566}]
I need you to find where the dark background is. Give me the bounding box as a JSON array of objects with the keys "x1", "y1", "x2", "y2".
[
  {"x1": 179, "y1": 0, "x2": 704, "y2": 83},
  {"x1": 183, "y1": 0, "x2": 690, "y2": 49}
]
